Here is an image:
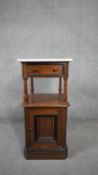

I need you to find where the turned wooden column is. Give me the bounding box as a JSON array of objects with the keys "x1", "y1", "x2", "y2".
[
  {"x1": 23, "y1": 77, "x2": 28, "y2": 103},
  {"x1": 59, "y1": 77, "x2": 62, "y2": 94},
  {"x1": 30, "y1": 77, "x2": 34, "y2": 95},
  {"x1": 63, "y1": 63, "x2": 69, "y2": 101},
  {"x1": 22, "y1": 63, "x2": 28, "y2": 103}
]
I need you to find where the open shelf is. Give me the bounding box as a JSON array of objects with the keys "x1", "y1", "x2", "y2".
[{"x1": 23, "y1": 94, "x2": 70, "y2": 107}]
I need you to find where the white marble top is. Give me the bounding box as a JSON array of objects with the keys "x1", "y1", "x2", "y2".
[{"x1": 17, "y1": 58, "x2": 73, "y2": 62}]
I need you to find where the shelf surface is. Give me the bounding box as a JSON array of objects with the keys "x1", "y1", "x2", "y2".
[
  {"x1": 17, "y1": 58, "x2": 72, "y2": 63},
  {"x1": 23, "y1": 94, "x2": 70, "y2": 107}
]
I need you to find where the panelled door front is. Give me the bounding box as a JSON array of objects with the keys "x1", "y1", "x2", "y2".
[{"x1": 29, "y1": 108, "x2": 67, "y2": 148}]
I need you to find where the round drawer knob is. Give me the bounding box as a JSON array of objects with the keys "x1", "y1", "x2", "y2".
[
  {"x1": 53, "y1": 68, "x2": 57, "y2": 72},
  {"x1": 30, "y1": 128, "x2": 33, "y2": 131}
]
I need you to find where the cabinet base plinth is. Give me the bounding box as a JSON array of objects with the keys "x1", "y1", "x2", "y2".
[{"x1": 24, "y1": 147, "x2": 68, "y2": 160}]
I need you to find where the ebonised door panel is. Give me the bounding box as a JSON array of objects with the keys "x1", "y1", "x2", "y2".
[
  {"x1": 34, "y1": 115, "x2": 57, "y2": 143},
  {"x1": 28, "y1": 108, "x2": 67, "y2": 148}
]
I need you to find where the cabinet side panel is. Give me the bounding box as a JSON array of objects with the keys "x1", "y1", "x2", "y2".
[
  {"x1": 24, "y1": 108, "x2": 31, "y2": 148},
  {"x1": 57, "y1": 108, "x2": 67, "y2": 146}
]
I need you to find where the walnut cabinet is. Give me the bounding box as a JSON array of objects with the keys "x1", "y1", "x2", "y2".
[{"x1": 17, "y1": 58, "x2": 72, "y2": 159}]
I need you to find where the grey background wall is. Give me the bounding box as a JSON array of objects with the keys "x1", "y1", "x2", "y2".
[
  {"x1": 0, "y1": 0, "x2": 98, "y2": 120},
  {"x1": 0, "y1": 1, "x2": 98, "y2": 175}
]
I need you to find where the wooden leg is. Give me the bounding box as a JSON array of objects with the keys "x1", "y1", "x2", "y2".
[
  {"x1": 59, "y1": 77, "x2": 62, "y2": 94},
  {"x1": 31, "y1": 77, "x2": 34, "y2": 96},
  {"x1": 63, "y1": 78, "x2": 67, "y2": 101},
  {"x1": 23, "y1": 77, "x2": 28, "y2": 103}
]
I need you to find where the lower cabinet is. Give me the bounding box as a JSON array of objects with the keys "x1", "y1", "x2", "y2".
[{"x1": 24, "y1": 107, "x2": 68, "y2": 159}]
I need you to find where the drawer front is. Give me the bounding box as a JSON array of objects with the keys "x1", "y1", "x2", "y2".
[{"x1": 27, "y1": 65, "x2": 62, "y2": 76}]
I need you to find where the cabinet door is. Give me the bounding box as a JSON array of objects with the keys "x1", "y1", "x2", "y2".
[{"x1": 29, "y1": 108, "x2": 67, "y2": 148}]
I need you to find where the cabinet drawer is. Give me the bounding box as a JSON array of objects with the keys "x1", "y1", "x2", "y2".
[{"x1": 27, "y1": 65, "x2": 62, "y2": 76}]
